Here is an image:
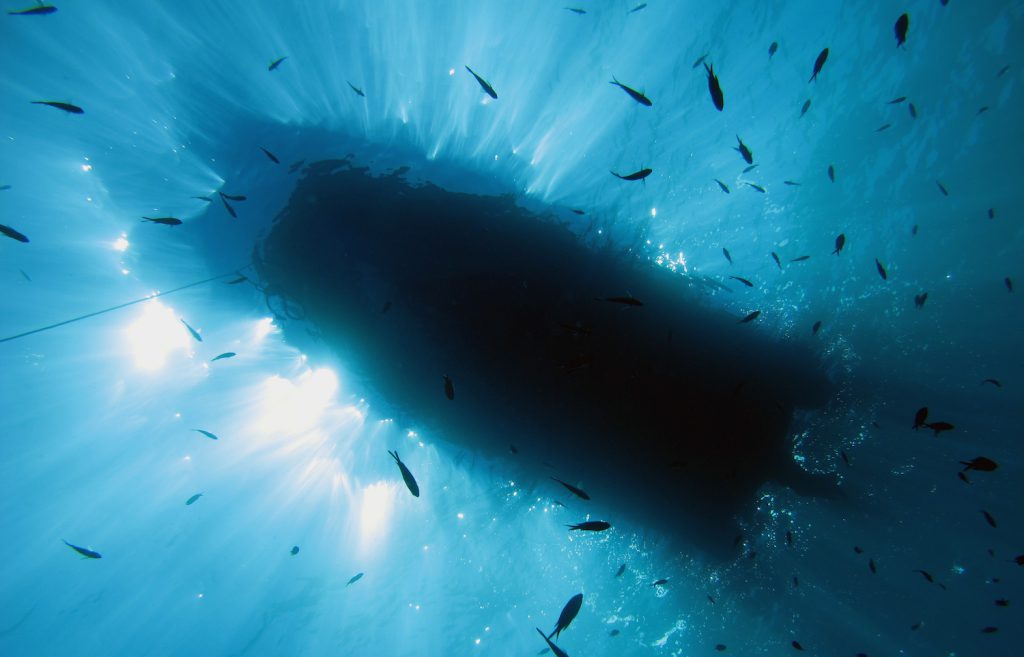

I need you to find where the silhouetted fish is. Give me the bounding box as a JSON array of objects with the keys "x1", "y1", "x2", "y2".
[
  {"x1": 888, "y1": 96, "x2": 907, "y2": 104},
  {"x1": 0, "y1": 184, "x2": 10, "y2": 191},
  {"x1": 908, "y1": 103, "x2": 917, "y2": 118},
  {"x1": 914, "y1": 569, "x2": 935, "y2": 584},
  {"x1": 389, "y1": 450, "x2": 420, "y2": 497},
  {"x1": 960, "y1": 457, "x2": 997, "y2": 472},
  {"x1": 786, "y1": 531, "x2": 793, "y2": 546},
  {"x1": 221, "y1": 196, "x2": 237, "y2": 218},
  {"x1": 716, "y1": 644, "x2": 727, "y2": 652},
  {"x1": 981, "y1": 626, "x2": 999, "y2": 633},
  {"x1": 597, "y1": 295, "x2": 643, "y2": 306},
  {"x1": 994, "y1": 599, "x2": 1008, "y2": 606},
  {"x1": 812, "y1": 320, "x2": 822, "y2": 335},
  {"x1": 611, "y1": 168, "x2": 652, "y2": 181},
  {"x1": 800, "y1": 99, "x2": 811, "y2": 117},
  {"x1": 142, "y1": 216, "x2": 181, "y2": 226},
  {"x1": 981, "y1": 378, "x2": 1001, "y2": 388},
  {"x1": 0, "y1": 224, "x2": 29, "y2": 243},
  {"x1": 290, "y1": 545, "x2": 299, "y2": 555},
  {"x1": 723, "y1": 247, "x2": 733, "y2": 263},
  {"x1": 259, "y1": 147, "x2": 280, "y2": 164},
  {"x1": 771, "y1": 252, "x2": 781, "y2": 269},
  {"x1": 739, "y1": 310, "x2": 761, "y2": 323},
  {"x1": 869, "y1": 558, "x2": 877, "y2": 574},
  {"x1": 443, "y1": 374, "x2": 454, "y2": 400},
  {"x1": 936, "y1": 181, "x2": 948, "y2": 196},
  {"x1": 8, "y1": 4, "x2": 57, "y2": 15},
  {"x1": 63, "y1": 540, "x2": 101, "y2": 559},
  {"x1": 827, "y1": 165, "x2": 835, "y2": 182},
  {"x1": 809, "y1": 48, "x2": 829, "y2": 82},
  {"x1": 552, "y1": 478, "x2": 590, "y2": 500},
  {"x1": 536, "y1": 629, "x2": 568, "y2": 657},
  {"x1": 744, "y1": 182, "x2": 766, "y2": 193},
  {"x1": 465, "y1": 66, "x2": 497, "y2": 99},
  {"x1": 570, "y1": 209, "x2": 585, "y2": 215},
  {"x1": 912, "y1": 407, "x2": 928, "y2": 430},
  {"x1": 982, "y1": 510, "x2": 997, "y2": 528},
  {"x1": 346, "y1": 572, "x2": 364, "y2": 586},
  {"x1": 567, "y1": 520, "x2": 611, "y2": 531},
  {"x1": 219, "y1": 193, "x2": 247, "y2": 201},
  {"x1": 610, "y1": 629, "x2": 621, "y2": 636},
  {"x1": 610, "y1": 78, "x2": 652, "y2": 106},
  {"x1": 547, "y1": 593, "x2": 583, "y2": 640},
  {"x1": 875, "y1": 258, "x2": 888, "y2": 280},
  {"x1": 210, "y1": 352, "x2": 235, "y2": 362},
  {"x1": 769, "y1": 42, "x2": 778, "y2": 58},
  {"x1": 977, "y1": 106, "x2": 989, "y2": 115},
  {"x1": 895, "y1": 13, "x2": 909, "y2": 47},
  {"x1": 833, "y1": 234, "x2": 845, "y2": 255},
  {"x1": 742, "y1": 163, "x2": 758, "y2": 173},
  {"x1": 347, "y1": 81, "x2": 365, "y2": 97},
  {"x1": 914, "y1": 292, "x2": 928, "y2": 309},
  {"x1": 651, "y1": 578, "x2": 669, "y2": 586},
  {"x1": 32, "y1": 100, "x2": 82, "y2": 114},
  {"x1": 628, "y1": 3, "x2": 647, "y2": 13},
  {"x1": 875, "y1": 123, "x2": 891, "y2": 132},
  {"x1": 193, "y1": 429, "x2": 219, "y2": 440},
  {"x1": 853, "y1": 546, "x2": 864, "y2": 554},
  {"x1": 226, "y1": 275, "x2": 249, "y2": 285},
  {"x1": 1005, "y1": 277, "x2": 1013, "y2": 292},
  {"x1": 784, "y1": 180, "x2": 801, "y2": 186},
  {"x1": 705, "y1": 63, "x2": 724, "y2": 111},
  {"x1": 790, "y1": 256, "x2": 810, "y2": 262},
  {"x1": 615, "y1": 563, "x2": 626, "y2": 577},
  {"x1": 734, "y1": 136, "x2": 753, "y2": 164},
  {"x1": 564, "y1": 7, "x2": 585, "y2": 14},
  {"x1": 692, "y1": 53, "x2": 708, "y2": 69},
  {"x1": 729, "y1": 276, "x2": 753, "y2": 287},
  {"x1": 715, "y1": 179, "x2": 730, "y2": 194},
  {"x1": 193, "y1": 195, "x2": 212, "y2": 202},
  {"x1": 180, "y1": 319, "x2": 202, "y2": 342},
  {"x1": 185, "y1": 493, "x2": 203, "y2": 505},
  {"x1": 925, "y1": 421, "x2": 953, "y2": 436},
  {"x1": 792, "y1": 640, "x2": 805, "y2": 651},
  {"x1": 268, "y1": 56, "x2": 287, "y2": 71},
  {"x1": 840, "y1": 450, "x2": 850, "y2": 465}
]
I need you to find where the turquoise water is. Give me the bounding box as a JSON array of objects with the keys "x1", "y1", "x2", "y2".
[{"x1": 1, "y1": 1, "x2": 1021, "y2": 656}]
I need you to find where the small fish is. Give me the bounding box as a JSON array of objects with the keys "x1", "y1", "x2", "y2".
[
  {"x1": 894, "y1": 13, "x2": 909, "y2": 48},
  {"x1": 598, "y1": 295, "x2": 643, "y2": 306},
  {"x1": 32, "y1": 100, "x2": 83, "y2": 114},
  {"x1": 908, "y1": 103, "x2": 917, "y2": 118},
  {"x1": 347, "y1": 81, "x2": 365, "y2": 97},
  {"x1": 535, "y1": 629, "x2": 569, "y2": 657},
  {"x1": 809, "y1": 48, "x2": 829, "y2": 82},
  {"x1": 547, "y1": 593, "x2": 583, "y2": 640},
  {"x1": 936, "y1": 181, "x2": 948, "y2": 196},
  {"x1": 981, "y1": 378, "x2": 1002, "y2": 388},
  {"x1": 786, "y1": 531, "x2": 793, "y2": 546},
  {"x1": 739, "y1": 310, "x2": 761, "y2": 323},
  {"x1": 812, "y1": 320, "x2": 822, "y2": 335},
  {"x1": 570, "y1": 209, "x2": 585, "y2": 215},
  {"x1": 960, "y1": 457, "x2": 998, "y2": 472},
  {"x1": 221, "y1": 196, "x2": 237, "y2": 218},
  {"x1": 744, "y1": 182, "x2": 766, "y2": 193},
  {"x1": 914, "y1": 292, "x2": 928, "y2": 309},
  {"x1": 995, "y1": 599, "x2": 1009, "y2": 607},
  {"x1": 800, "y1": 99, "x2": 811, "y2": 117},
  {"x1": 19, "y1": 269, "x2": 31, "y2": 281},
  {"x1": 0, "y1": 184, "x2": 10, "y2": 190},
  {"x1": 853, "y1": 546, "x2": 864, "y2": 554},
  {"x1": 0, "y1": 223, "x2": 30, "y2": 243},
  {"x1": 840, "y1": 450, "x2": 850, "y2": 465},
  {"x1": 465, "y1": 66, "x2": 497, "y2": 99},
  {"x1": 193, "y1": 195, "x2": 213, "y2": 202},
  {"x1": 610, "y1": 78, "x2": 652, "y2": 106},
  {"x1": 219, "y1": 193, "x2": 247, "y2": 201},
  {"x1": 259, "y1": 147, "x2": 280, "y2": 164},
  {"x1": 715, "y1": 645, "x2": 727, "y2": 652},
  {"x1": 226, "y1": 275, "x2": 249, "y2": 285},
  {"x1": 290, "y1": 545, "x2": 300, "y2": 555},
  {"x1": 63, "y1": 540, "x2": 101, "y2": 559},
  {"x1": 142, "y1": 216, "x2": 182, "y2": 226},
  {"x1": 833, "y1": 234, "x2": 845, "y2": 255},
  {"x1": 997, "y1": 64, "x2": 1010, "y2": 77},
  {"x1": 986, "y1": 207, "x2": 996, "y2": 220},
  {"x1": 827, "y1": 165, "x2": 835, "y2": 182},
  {"x1": 210, "y1": 352, "x2": 236, "y2": 362},
  {"x1": 185, "y1": 493, "x2": 203, "y2": 506},
  {"x1": 768, "y1": 41, "x2": 778, "y2": 58},
  {"x1": 914, "y1": 569, "x2": 935, "y2": 583},
  {"x1": 875, "y1": 258, "x2": 887, "y2": 280},
  {"x1": 692, "y1": 53, "x2": 708, "y2": 69},
  {"x1": 875, "y1": 123, "x2": 891, "y2": 132},
  {"x1": 610, "y1": 629, "x2": 621, "y2": 637},
  {"x1": 389, "y1": 450, "x2": 420, "y2": 497},
  {"x1": 651, "y1": 578, "x2": 669, "y2": 586},
  {"x1": 977, "y1": 106, "x2": 989, "y2": 115},
  {"x1": 705, "y1": 62, "x2": 724, "y2": 111},
  {"x1": 564, "y1": 7, "x2": 585, "y2": 14},
  {"x1": 268, "y1": 56, "x2": 287, "y2": 71},
  {"x1": 912, "y1": 224, "x2": 918, "y2": 235},
  {"x1": 628, "y1": 3, "x2": 647, "y2": 13},
  {"x1": 715, "y1": 179, "x2": 731, "y2": 194},
  {"x1": 771, "y1": 252, "x2": 781, "y2": 269},
  {"x1": 980, "y1": 626, "x2": 998, "y2": 634},
  {"x1": 708, "y1": 594, "x2": 716, "y2": 603},
  {"x1": 443, "y1": 374, "x2": 454, "y2": 400},
  {"x1": 288, "y1": 160, "x2": 305, "y2": 173},
  {"x1": 734, "y1": 136, "x2": 753, "y2": 164},
  {"x1": 615, "y1": 563, "x2": 626, "y2": 577},
  {"x1": 869, "y1": 558, "x2": 877, "y2": 574},
  {"x1": 180, "y1": 319, "x2": 202, "y2": 342},
  {"x1": 509, "y1": 444, "x2": 518, "y2": 454},
  {"x1": 910, "y1": 622, "x2": 922, "y2": 631},
  {"x1": 1005, "y1": 277, "x2": 1013, "y2": 292},
  {"x1": 958, "y1": 472, "x2": 970, "y2": 484},
  {"x1": 567, "y1": 520, "x2": 611, "y2": 531},
  {"x1": 888, "y1": 96, "x2": 907, "y2": 104},
  {"x1": 784, "y1": 180, "x2": 801, "y2": 186},
  {"x1": 193, "y1": 429, "x2": 219, "y2": 440},
  {"x1": 925, "y1": 421, "x2": 954, "y2": 436},
  {"x1": 8, "y1": 3, "x2": 57, "y2": 15},
  {"x1": 552, "y1": 477, "x2": 590, "y2": 500},
  {"x1": 346, "y1": 572, "x2": 364, "y2": 586},
  {"x1": 912, "y1": 407, "x2": 928, "y2": 430},
  {"x1": 723, "y1": 247, "x2": 733, "y2": 264},
  {"x1": 790, "y1": 256, "x2": 810, "y2": 262},
  {"x1": 729, "y1": 276, "x2": 753, "y2": 287},
  {"x1": 742, "y1": 164, "x2": 759, "y2": 174},
  {"x1": 610, "y1": 168, "x2": 652, "y2": 181},
  {"x1": 981, "y1": 510, "x2": 997, "y2": 528},
  {"x1": 792, "y1": 640, "x2": 805, "y2": 651}
]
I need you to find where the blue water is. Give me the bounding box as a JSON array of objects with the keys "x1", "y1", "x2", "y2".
[{"x1": 1, "y1": 1, "x2": 1021, "y2": 656}]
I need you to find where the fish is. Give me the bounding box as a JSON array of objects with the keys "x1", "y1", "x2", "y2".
[
  {"x1": 219, "y1": 192, "x2": 247, "y2": 201},
  {"x1": 771, "y1": 252, "x2": 781, "y2": 269},
  {"x1": 193, "y1": 429, "x2": 219, "y2": 440},
  {"x1": 185, "y1": 493, "x2": 203, "y2": 505},
  {"x1": 221, "y1": 196, "x2": 237, "y2": 218},
  {"x1": 268, "y1": 56, "x2": 287, "y2": 71},
  {"x1": 981, "y1": 627, "x2": 999, "y2": 634},
  {"x1": 809, "y1": 48, "x2": 829, "y2": 82},
  {"x1": 715, "y1": 179, "x2": 730, "y2": 194},
  {"x1": 914, "y1": 569, "x2": 935, "y2": 583},
  {"x1": 812, "y1": 320, "x2": 822, "y2": 335},
  {"x1": 570, "y1": 209, "x2": 585, "y2": 215},
  {"x1": 465, "y1": 66, "x2": 497, "y2": 99},
  {"x1": 564, "y1": 7, "x2": 585, "y2": 14},
  {"x1": 0, "y1": 224, "x2": 30, "y2": 243},
  {"x1": 610, "y1": 78, "x2": 652, "y2": 106},
  {"x1": 912, "y1": 407, "x2": 928, "y2": 430},
  {"x1": 290, "y1": 546, "x2": 299, "y2": 555},
  {"x1": 708, "y1": 594, "x2": 716, "y2": 603},
  {"x1": 8, "y1": 3, "x2": 57, "y2": 15},
  {"x1": 908, "y1": 103, "x2": 917, "y2": 118},
  {"x1": 615, "y1": 563, "x2": 626, "y2": 577},
  {"x1": 869, "y1": 558, "x2": 877, "y2": 574},
  {"x1": 960, "y1": 457, "x2": 998, "y2": 472},
  {"x1": 786, "y1": 531, "x2": 793, "y2": 546},
  {"x1": 792, "y1": 640, "x2": 805, "y2": 650},
  {"x1": 981, "y1": 378, "x2": 1001, "y2": 388},
  {"x1": 936, "y1": 181, "x2": 948, "y2": 196},
  {"x1": 888, "y1": 96, "x2": 907, "y2": 104},
  {"x1": 180, "y1": 319, "x2": 202, "y2": 342},
  {"x1": 894, "y1": 13, "x2": 909, "y2": 47},
  {"x1": 716, "y1": 644, "x2": 727, "y2": 652},
  {"x1": 610, "y1": 168, "x2": 652, "y2": 181},
  {"x1": 832, "y1": 234, "x2": 846, "y2": 255},
  {"x1": 19, "y1": 269, "x2": 31, "y2": 281},
  {"x1": 141, "y1": 216, "x2": 184, "y2": 227},
  {"x1": 958, "y1": 472, "x2": 970, "y2": 484},
  {"x1": 996, "y1": 64, "x2": 1010, "y2": 77},
  {"x1": 914, "y1": 292, "x2": 928, "y2": 309},
  {"x1": 210, "y1": 352, "x2": 236, "y2": 362},
  {"x1": 840, "y1": 450, "x2": 850, "y2": 465},
  {"x1": 628, "y1": 3, "x2": 647, "y2": 13},
  {"x1": 226, "y1": 276, "x2": 249, "y2": 285},
  {"x1": 995, "y1": 599, "x2": 1009, "y2": 607},
  {"x1": 853, "y1": 546, "x2": 864, "y2": 554},
  {"x1": 875, "y1": 258, "x2": 887, "y2": 280},
  {"x1": 651, "y1": 578, "x2": 669, "y2": 586},
  {"x1": 981, "y1": 510, "x2": 997, "y2": 528},
  {"x1": 0, "y1": 184, "x2": 10, "y2": 191},
  {"x1": 705, "y1": 63, "x2": 724, "y2": 111},
  {"x1": 1006, "y1": 277, "x2": 1013, "y2": 292},
  {"x1": 910, "y1": 622, "x2": 922, "y2": 631},
  {"x1": 768, "y1": 41, "x2": 778, "y2": 58},
  {"x1": 800, "y1": 99, "x2": 811, "y2": 117},
  {"x1": 547, "y1": 593, "x2": 583, "y2": 639},
  {"x1": 827, "y1": 165, "x2": 835, "y2": 182},
  {"x1": 790, "y1": 256, "x2": 810, "y2": 262},
  {"x1": 744, "y1": 182, "x2": 766, "y2": 193},
  {"x1": 193, "y1": 195, "x2": 213, "y2": 202},
  {"x1": 911, "y1": 224, "x2": 918, "y2": 235},
  {"x1": 734, "y1": 136, "x2": 753, "y2": 164},
  {"x1": 875, "y1": 123, "x2": 891, "y2": 132},
  {"x1": 509, "y1": 444, "x2": 518, "y2": 454},
  {"x1": 551, "y1": 477, "x2": 590, "y2": 500},
  {"x1": 388, "y1": 450, "x2": 420, "y2": 497},
  {"x1": 729, "y1": 276, "x2": 753, "y2": 287},
  {"x1": 597, "y1": 295, "x2": 643, "y2": 306},
  {"x1": 288, "y1": 160, "x2": 305, "y2": 173},
  {"x1": 567, "y1": 520, "x2": 611, "y2": 531},
  {"x1": 977, "y1": 106, "x2": 989, "y2": 115},
  {"x1": 535, "y1": 629, "x2": 569, "y2": 657},
  {"x1": 347, "y1": 81, "x2": 365, "y2": 97},
  {"x1": 692, "y1": 53, "x2": 708, "y2": 69},
  {"x1": 346, "y1": 572, "x2": 364, "y2": 586},
  {"x1": 722, "y1": 247, "x2": 733, "y2": 264},
  {"x1": 259, "y1": 147, "x2": 280, "y2": 164},
  {"x1": 63, "y1": 540, "x2": 101, "y2": 559},
  {"x1": 739, "y1": 310, "x2": 761, "y2": 323},
  {"x1": 443, "y1": 374, "x2": 455, "y2": 400},
  {"x1": 31, "y1": 100, "x2": 83, "y2": 114},
  {"x1": 609, "y1": 629, "x2": 621, "y2": 637},
  {"x1": 925, "y1": 421, "x2": 954, "y2": 436},
  {"x1": 987, "y1": 208, "x2": 995, "y2": 219}
]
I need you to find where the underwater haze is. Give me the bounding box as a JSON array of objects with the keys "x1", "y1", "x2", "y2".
[{"x1": 1, "y1": 1, "x2": 1022, "y2": 656}]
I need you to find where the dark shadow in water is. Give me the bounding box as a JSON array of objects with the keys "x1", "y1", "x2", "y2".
[{"x1": 255, "y1": 158, "x2": 840, "y2": 558}]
